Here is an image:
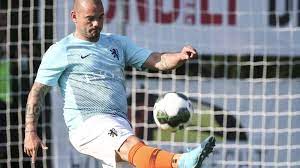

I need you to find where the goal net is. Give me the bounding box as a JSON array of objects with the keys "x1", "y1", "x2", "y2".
[{"x1": 1, "y1": 0, "x2": 300, "y2": 168}]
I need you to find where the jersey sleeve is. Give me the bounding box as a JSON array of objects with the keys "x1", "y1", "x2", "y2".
[
  {"x1": 121, "y1": 36, "x2": 152, "y2": 70},
  {"x1": 35, "y1": 43, "x2": 67, "y2": 86}
]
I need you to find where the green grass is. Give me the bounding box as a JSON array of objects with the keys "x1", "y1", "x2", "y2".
[
  {"x1": 0, "y1": 61, "x2": 10, "y2": 103},
  {"x1": 152, "y1": 110, "x2": 223, "y2": 143}
]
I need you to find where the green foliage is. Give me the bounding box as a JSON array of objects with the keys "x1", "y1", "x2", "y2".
[{"x1": 0, "y1": 61, "x2": 10, "y2": 103}]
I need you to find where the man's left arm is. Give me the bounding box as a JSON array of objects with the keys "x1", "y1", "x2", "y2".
[{"x1": 142, "y1": 45, "x2": 198, "y2": 71}]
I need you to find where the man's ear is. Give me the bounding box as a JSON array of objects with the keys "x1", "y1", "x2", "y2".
[{"x1": 71, "y1": 10, "x2": 77, "y2": 23}]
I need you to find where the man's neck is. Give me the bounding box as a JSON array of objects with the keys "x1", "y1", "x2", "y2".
[{"x1": 73, "y1": 31, "x2": 99, "y2": 42}]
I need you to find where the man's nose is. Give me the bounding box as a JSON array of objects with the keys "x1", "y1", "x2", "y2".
[{"x1": 92, "y1": 20, "x2": 99, "y2": 27}]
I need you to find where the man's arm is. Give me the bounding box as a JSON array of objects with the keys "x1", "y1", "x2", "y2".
[
  {"x1": 24, "y1": 82, "x2": 50, "y2": 163},
  {"x1": 142, "y1": 45, "x2": 198, "y2": 71}
]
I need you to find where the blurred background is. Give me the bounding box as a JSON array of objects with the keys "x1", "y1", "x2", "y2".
[{"x1": 0, "y1": 0, "x2": 300, "y2": 167}]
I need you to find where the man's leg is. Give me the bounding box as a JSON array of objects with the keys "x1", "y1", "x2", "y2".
[
  {"x1": 116, "y1": 135, "x2": 216, "y2": 168},
  {"x1": 116, "y1": 135, "x2": 179, "y2": 168}
]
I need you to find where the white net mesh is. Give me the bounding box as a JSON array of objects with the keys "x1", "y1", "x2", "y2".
[
  {"x1": 0, "y1": 1, "x2": 54, "y2": 167},
  {"x1": 1, "y1": 0, "x2": 300, "y2": 167}
]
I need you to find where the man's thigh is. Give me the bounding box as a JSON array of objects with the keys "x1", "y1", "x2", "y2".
[{"x1": 69, "y1": 115, "x2": 134, "y2": 168}]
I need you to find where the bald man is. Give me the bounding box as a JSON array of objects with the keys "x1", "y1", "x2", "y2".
[{"x1": 23, "y1": 0, "x2": 215, "y2": 167}]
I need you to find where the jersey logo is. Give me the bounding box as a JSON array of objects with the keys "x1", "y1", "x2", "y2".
[
  {"x1": 110, "y1": 48, "x2": 119, "y2": 60},
  {"x1": 108, "y1": 128, "x2": 118, "y2": 137},
  {"x1": 81, "y1": 53, "x2": 92, "y2": 59}
]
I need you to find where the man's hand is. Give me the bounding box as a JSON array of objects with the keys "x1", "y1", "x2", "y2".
[
  {"x1": 179, "y1": 45, "x2": 198, "y2": 60},
  {"x1": 24, "y1": 131, "x2": 48, "y2": 163}
]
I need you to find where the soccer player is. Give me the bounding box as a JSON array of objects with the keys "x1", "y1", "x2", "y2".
[{"x1": 23, "y1": 0, "x2": 216, "y2": 167}]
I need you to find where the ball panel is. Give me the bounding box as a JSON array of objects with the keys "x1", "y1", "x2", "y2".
[
  {"x1": 156, "y1": 110, "x2": 169, "y2": 124},
  {"x1": 175, "y1": 92, "x2": 189, "y2": 101},
  {"x1": 167, "y1": 107, "x2": 191, "y2": 127}
]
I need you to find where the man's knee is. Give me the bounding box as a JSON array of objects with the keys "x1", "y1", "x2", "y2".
[{"x1": 116, "y1": 135, "x2": 142, "y2": 161}]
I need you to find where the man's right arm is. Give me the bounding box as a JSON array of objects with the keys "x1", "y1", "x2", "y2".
[
  {"x1": 24, "y1": 82, "x2": 50, "y2": 163},
  {"x1": 142, "y1": 46, "x2": 198, "y2": 71}
]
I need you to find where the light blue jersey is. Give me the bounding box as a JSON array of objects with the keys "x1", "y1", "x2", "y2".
[{"x1": 35, "y1": 33, "x2": 152, "y2": 131}]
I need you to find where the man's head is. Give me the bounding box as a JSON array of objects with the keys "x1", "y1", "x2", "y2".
[{"x1": 71, "y1": 0, "x2": 104, "y2": 42}]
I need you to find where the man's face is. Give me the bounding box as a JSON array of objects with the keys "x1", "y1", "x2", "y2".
[{"x1": 72, "y1": 1, "x2": 104, "y2": 42}]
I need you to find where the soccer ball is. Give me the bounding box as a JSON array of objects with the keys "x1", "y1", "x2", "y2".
[{"x1": 153, "y1": 92, "x2": 193, "y2": 131}]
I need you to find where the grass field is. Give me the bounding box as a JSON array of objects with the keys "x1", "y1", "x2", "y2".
[{"x1": 152, "y1": 107, "x2": 223, "y2": 142}]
